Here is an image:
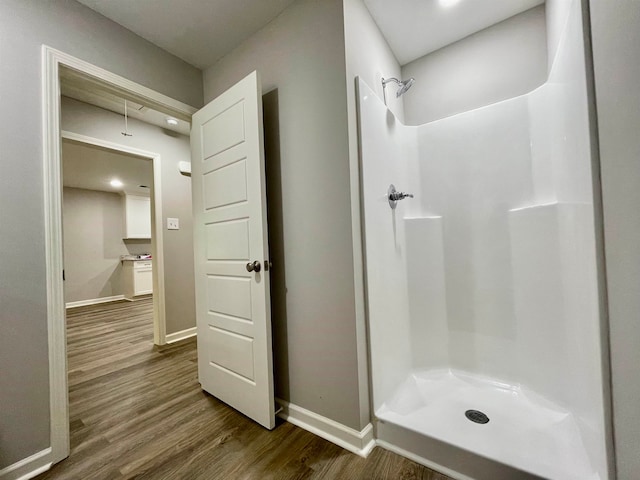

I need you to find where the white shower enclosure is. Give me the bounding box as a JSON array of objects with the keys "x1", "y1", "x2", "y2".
[{"x1": 357, "y1": 1, "x2": 610, "y2": 479}]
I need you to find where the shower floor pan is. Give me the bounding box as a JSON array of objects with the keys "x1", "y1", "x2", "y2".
[{"x1": 376, "y1": 370, "x2": 599, "y2": 480}]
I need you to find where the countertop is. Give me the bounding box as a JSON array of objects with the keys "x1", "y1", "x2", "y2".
[{"x1": 120, "y1": 255, "x2": 152, "y2": 261}]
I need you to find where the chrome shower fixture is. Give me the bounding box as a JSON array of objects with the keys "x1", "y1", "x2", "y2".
[
  {"x1": 388, "y1": 184, "x2": 414, "y2": 209},
  {"x1": 382, "y1": 77, "x2": 415, "y2": 105}
]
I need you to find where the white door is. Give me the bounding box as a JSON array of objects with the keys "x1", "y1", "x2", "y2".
[{"x1": 191, "y1": 71, "x2": 275, "y2": 429}]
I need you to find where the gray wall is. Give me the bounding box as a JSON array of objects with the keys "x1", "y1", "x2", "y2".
[
  {"x1": 203, "y1": 0, "x2": 366, "y2": 430},
  {"x1": 0, "y1": 0, "x2": 201, "y2": 468},
  {"x1": 344, "y1": 0, "x2": 405, "y2": 121},
  {"x1": 402, "y1": 5, "x2": 548, "y2": 125},
  {"x1": 63, "y1": 188, "x2": 152, "y2": 304},
  {"x1": 62, "y1": 97, "x2": 196, "y2": 336},
  {"x1": 590, "y1": 1, "x2": 640, "y2": 477}
]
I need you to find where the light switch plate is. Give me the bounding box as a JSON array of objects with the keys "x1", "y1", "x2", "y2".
[{"x1": 167, "y1": 218, "x2": 179, "y2": 230}]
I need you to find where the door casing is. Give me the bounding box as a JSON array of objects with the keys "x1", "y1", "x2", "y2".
[{"x1": 42, "y1": 46, "x2": 197, "y2": 465}]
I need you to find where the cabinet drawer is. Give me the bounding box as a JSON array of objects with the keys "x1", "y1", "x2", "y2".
[{"x1": 134, "y1": 261, "x2": 152, "y2": 269}]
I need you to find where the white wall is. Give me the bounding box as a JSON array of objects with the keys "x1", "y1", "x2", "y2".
[
  {"x1": 0, "y1": 0, "x2": 201, "y2": 469},
  {"x1": 63, "y1": 187, "x2": 152, "y2": 303},
  {"x1": 202, "y1": 0, "x2": 366, "y2": 431},
  {"x1": 61, "y1": 97, "x2": 195, "y2": 336},
  {"x1": 402, "y1": 6, "x2": 548, "y2": 125},
  {"x1": 590, "y1": 0, "x2": 640, "y2": 477}
]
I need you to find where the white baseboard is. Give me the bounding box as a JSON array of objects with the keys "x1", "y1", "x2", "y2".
[
  {"x1": 65, "y1": 295, "x2": 125, "y2": 309},
  {"x1": 0, "y1": 448, "x2": 53, "y2": 480},
  {"x1": 376, "y1": 440, "x2": 472, "y2": 480},
  {"x1": 165, "y1": 326, "x2": 197, "y2": 344},
  {"x1": 276, "y1": 398, "x2": 375, "y2": 457}
]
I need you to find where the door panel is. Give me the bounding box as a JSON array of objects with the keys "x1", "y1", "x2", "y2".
[
  {"x1": 203, "y1": 160, "x2": 248, "y2": 209},
  {"x1": 191, "y1": 71, "x2": 275, "y2": 429},
  {"x1": 206, "y1": 275, "x2": 252, "y2": 320},
  {"x1": 208, "y1": 326, "x2": 255, "y2": 380},
  {"x1": 202, "y1": 101, "x2": 246, "y2": 157},
  {"x1": 205, "y1": 220, "x2": 250, "y2": 260}
]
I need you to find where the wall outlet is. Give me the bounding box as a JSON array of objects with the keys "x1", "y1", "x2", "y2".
[{"x1": 167, "y1": 218, "x2": 179, "y2": 230}]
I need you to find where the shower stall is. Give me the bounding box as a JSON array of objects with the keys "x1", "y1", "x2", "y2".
[{"x1": 357, "y1": 1, "x2": 610, "y2": 479}]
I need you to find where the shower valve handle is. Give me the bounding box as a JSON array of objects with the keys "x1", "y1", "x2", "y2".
[
  {"x1": 389, "y1": 191, "x2": 414, "y2": 201},
  {"x1": 388, "y1": 184, "x2": 414, "y2": 209}
]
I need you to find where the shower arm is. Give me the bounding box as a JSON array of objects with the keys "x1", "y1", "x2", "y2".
[
  {"x1": 381, "y1": 77, "x2": 400, "y2": 106},
  {"x1": 382, "y1": 77, "x2": 401, "y2": 87}
]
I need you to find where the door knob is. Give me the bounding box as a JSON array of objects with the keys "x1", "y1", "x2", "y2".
[{"x1": 246, "y1": 260, "x2": 261, "y2": 273}]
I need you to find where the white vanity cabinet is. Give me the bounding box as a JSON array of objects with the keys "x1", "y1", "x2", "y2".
[
  {"x1": 123, "y1": 194, "x2": 151, "y2": 239},
  {"x1": 122, "y1": 260, "x2": 153, "y2": 299}
]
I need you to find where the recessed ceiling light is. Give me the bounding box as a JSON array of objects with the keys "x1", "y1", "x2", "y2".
[
  {"x1": 166, "y1": 117, "x2": 178, "y2": 126},
  {"x1": 439, "y1": 0, "x2": 461, "y2": 7},
  {"x1": 110, "y1": 179, "x2": 123, "y2": 188}
]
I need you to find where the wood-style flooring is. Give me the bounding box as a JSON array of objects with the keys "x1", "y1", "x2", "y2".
[{"x1": 37, "y1": 298, "x2": 452, "y2": 480}]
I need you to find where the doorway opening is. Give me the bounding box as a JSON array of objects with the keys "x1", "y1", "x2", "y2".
[
  {"x1": 60, "y1": 132, "x2": 163, "y2": 341},
  {"x1": 43, "y1": 46, "x2": 197, "y2": 465}
]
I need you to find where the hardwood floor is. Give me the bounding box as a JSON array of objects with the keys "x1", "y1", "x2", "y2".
[{"x1": 37, "y1": 298, "x2": 452, "y2": 480}]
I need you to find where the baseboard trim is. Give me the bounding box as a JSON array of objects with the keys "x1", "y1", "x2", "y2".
[
  {"x1": 0, "y1": 448, "x2": 53, "y2": 480},
  {"x1": 276, "y1": 398, "x2": 375, "y2": 457},
  {"x1": 165, "y1": 327, "x2": 197, "y2": 344},
  {"x1": 376, "y1": 440, "x2": 472, "y2": 480},
  {"x1": 65, "y1": 295, "x2": 125, "y2": 309}
]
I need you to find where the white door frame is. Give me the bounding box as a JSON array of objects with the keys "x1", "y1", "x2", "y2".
[{"x1": 42, "y1": 46, "x2": 197, "y2": 464}]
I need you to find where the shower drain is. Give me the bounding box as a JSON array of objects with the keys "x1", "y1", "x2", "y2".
[{"x1": 465, "y1": 409, "x2": 490, "y2": 424}]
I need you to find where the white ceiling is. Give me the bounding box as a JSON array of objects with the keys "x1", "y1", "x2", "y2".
[
  {"x1": 63, "y1": 139, "x2": 153, "y2": 196},
  {"x1": 364, "y1": 0, "x2": 545, "y2": 65},
  {"x1": 76, "y1": 0, "x2": 297, "y2": 69}
]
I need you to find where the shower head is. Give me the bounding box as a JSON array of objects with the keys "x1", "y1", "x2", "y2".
[
  {"x1": 381, "y1": 77, "x2": 416, "y2": 99},
  {"x1": 396, "y1": 78, "x2": 415, "y2": 97}
]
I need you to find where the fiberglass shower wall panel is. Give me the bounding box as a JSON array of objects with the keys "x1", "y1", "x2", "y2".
[
  {"x1": 415, "y1": 95, "x2": 535, "y2": 384},
  {"x1": 546, "y1": 1, "x2": 594, "y2": 205},
  {"x1": 528, "y1": 0, "x2": 607, "y2": 476},
  {"x1": 510, "y1": 0, "x2": 607, "y2": 477},
  {"x1": 545, "y1": 0, "x2": 575, "y2": 75},
  {"x1": 357, "y1": 78, "x2": 418, "y2": 411},
  {"x1": 404, "y1": 216, "x2": 448, "y2": 370},
  {"x1": 526, "y1": 83, "x2": 557, "y2": 204},
  {"x1": 509, "y1": 203, "x2": 568, "y2": 403},
  {"x1": 508, "y1": 201, "x2": 604, "y2": 479}
]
